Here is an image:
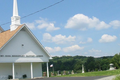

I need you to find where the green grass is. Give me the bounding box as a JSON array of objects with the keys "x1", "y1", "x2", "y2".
[
  {"x1": 113, "y1": 75, "x2": 120, "y2": 80},
  {"x1": 54, "y1": 69, "x2": 120, "y2": 77}
]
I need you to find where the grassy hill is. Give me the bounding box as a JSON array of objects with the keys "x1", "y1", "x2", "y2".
[{"x1": 55, "y1": 69, "x2": 120, "y2": 77}]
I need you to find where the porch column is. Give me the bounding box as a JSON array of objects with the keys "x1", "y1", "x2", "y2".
[
  {"x1": 12, "y1": 63, "x2": 15, "y2": 79},
  {"x1": 31, "y1": 62, "x2": 33, "y2": 79},
  {"x1": 46, "y1": 62, "x2": 49, "y2": 77}
]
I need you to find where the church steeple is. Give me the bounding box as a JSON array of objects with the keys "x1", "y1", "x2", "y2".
[
  {"x1": 13, "y1": 0, "x2": 19, "y2": 16},
  {"x1": 10, "y1": 0, "x2": 21, "y2": 31}
]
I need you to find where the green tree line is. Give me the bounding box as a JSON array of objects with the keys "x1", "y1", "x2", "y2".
[{"x1": 42, "y1": 53, "x2": 120, "y2": 73}]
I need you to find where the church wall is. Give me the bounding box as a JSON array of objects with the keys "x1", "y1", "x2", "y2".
[
  {"x1": 33, "y1": 63, "x2": 42, "y2": 78},
  {"x1": 0, "y1": 63, "x2": 12, "y2": 80},
  {"x1": 0, "y1": 63, "x2": 42, "y2": 80},
  {"x1": 0, "y1": 29, "x2": 49, "y2": 63}
]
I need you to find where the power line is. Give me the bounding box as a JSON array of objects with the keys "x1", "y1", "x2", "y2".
[{"x1": 0, "y1": 0, "x2": 64, "y2": 26}]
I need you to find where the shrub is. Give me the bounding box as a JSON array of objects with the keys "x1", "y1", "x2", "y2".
[
  {"x1": 23, "y1": 74, "x2": 27, "y2": 78},
  {"x1": 8, "y1": 75, "x2": 13, "y2": 79}
]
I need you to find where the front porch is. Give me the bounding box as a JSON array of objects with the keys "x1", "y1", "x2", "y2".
[{"x1": 0, "y1": 62, "x2": 49, "y2": 80}]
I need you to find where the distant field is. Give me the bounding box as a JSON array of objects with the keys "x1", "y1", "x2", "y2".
[{"x1": 55, "y1": 69, "x2": 120, "y2": 77}]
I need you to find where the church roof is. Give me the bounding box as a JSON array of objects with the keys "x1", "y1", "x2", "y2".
[
  {"x1": 0, "y1": 24, "x2": 50, "y2": 57},
  {"x1": 0, "y1": 26, "x2": 4, "y2": 33},
  {"x1": 0, "y1": 25, "x2": 23, "y2": 48}
]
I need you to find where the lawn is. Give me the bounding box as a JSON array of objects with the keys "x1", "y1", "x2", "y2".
[
  {"x1": 54, "y1": 69, "x2": 120, "y2": 77},
  {"x1": 113, "y1": 75, "x2": 120, "y2": 80}
]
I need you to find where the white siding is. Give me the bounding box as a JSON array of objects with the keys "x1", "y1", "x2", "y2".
[
  {"x1": 0, "y1": 63, "x2": 12, "y2": 80},
  {"x1": 33, "y1": 63, "x2": 42, "y2": 78},
  {"x1": 0, "y1": 29, "x2": 49, "y2": 63},
  {"x1": 0, "y1": 63, "x2": 42, "y2": 80}
]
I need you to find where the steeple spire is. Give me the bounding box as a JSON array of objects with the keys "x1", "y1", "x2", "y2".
[
  {"x1": 10, "y1": 0, "x2": 21, "y2": 31},
  {"x1": 13, "y1": 0, "x2": 19, "y2": 16}
]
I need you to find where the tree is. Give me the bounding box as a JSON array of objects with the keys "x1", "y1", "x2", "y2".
[
  {"x1": 74, "y1": 60, "x2": 82, "y2": 73},
  {"x1": 95, "y1": 60, "x2": 101, "y2": 71},
  {"x1": 85, "y1": 57, "x2": 95, "y2": 72},
  {"x1": 112, "y1": 53, "x2": 120, "y2": 69},
  {"x1": 100, "y1": 59, "x2": 110, "y2": 70}
]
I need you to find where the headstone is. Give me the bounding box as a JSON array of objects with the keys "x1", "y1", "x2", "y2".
[
  {"x1": 68, "y1": 71, "x2": 70, "y2": 74},
  {"x1": 63, "y1": 70, "x2": 66, "y2": 75},
  {"x1": 82, "y1": 64, "x2": 85, "y2": 73},
  {"x1": 57, "y1": 71, "x2": 59, "y2": 75},
  {"x1": 71, "y1": 70, "x2": 74, "y2": 74},
  {"x1": 43, "y1": 72, "x2": 46, "y2": 77},
  {"x1": 51, "y1": 72, "x2": 54, "y2": 76},
  {"x1": 57, "y1": 71, "x2": 61, "y2": 76}
]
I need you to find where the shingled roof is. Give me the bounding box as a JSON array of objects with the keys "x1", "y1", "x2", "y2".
[
  {"x1": 0, "y1": 25, "x2": 23, "y2": 48},
  {"x1": 0, "y1": 26, "x2": 4, "y2": 33}
]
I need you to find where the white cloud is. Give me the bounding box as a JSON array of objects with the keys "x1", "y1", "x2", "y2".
[
  {"x1": 63, "y1": 45, "x2": 84, "y2": 52},
  {"x1": 26, "y1": 22, "x2": 36, "y2": 29},
  {"x1": 43, "y1": 33, "x2": 52, "y2": 42},
  {"x1": 110, "y1": 20, "x2": 120, "y2": 29},
  {"x1": 79, "y1": 41, "x2": 86, "y2": 44},
  {"x1": 45, "y1": 47, "x2": 61, "y2": 53},
  {"x1": 52, "y1": 34, "x2": 76, "y2": 44},
  {"x1": 43, "y1": 33, "x2": 76, "y2": 44},
  {"x1": 80, "y1": 37, "x2": 93, "y2": 44},
  {"x1": 36, "y1": 18, "x2": 60, "y2": 31},
  {"x1": 87, "y1": 37, "x2": 93, "y2": 43},
  {"x1": 89, "y1": 49, "x2": 102, "y2": 54},
  {"x1": 65, "y1": 14, "x2": 110, "y2": 30},
  {"x1": 99, "y1": 34, "x2": 117, "y2": 43}
]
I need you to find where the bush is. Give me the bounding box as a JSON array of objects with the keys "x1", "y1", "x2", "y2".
[
  {"x1": 8, "y1": 75, "x2": 13, "y2": 79},
  {"x1": 23, "y1": 74, "x2": 27, "y2": 78}
]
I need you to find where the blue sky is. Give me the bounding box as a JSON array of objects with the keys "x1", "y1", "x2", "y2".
[{"x1": 0, "y1": 0, "x2": 120, "y2": 57}]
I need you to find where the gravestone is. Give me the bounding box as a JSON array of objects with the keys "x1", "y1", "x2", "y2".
[
  {"x1": 51, "y1": 72, "x2": 54, "y2": 76},
  {"x1": 71, "y1": 70, "x2": 74, "y2": 74},
  {"x1": 57, "y1": 71, "x2": 59, "y2": 75},
  {"x1": 43, "y1": 72, "x2": 46, "y2": 77},
  {"x1": 68, "y1": 71, "x2": 70, "y2": 74},
  {"x1": 57, "y1": 71, "x2": 61, "y2": 76},
  {"x1": 63, "y1": 70, "x2": 66, "y2": 75},
  {"x1": 82, "y1": 64, "x2": 85, "y2": 73}
]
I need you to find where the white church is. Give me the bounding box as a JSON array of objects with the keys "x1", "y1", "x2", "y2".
[{"x1": 0, "y1": 0, "x2": 50, "y2": 80}]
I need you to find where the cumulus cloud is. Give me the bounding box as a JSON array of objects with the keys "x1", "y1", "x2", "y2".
[
  {"x1": 99, "y1": 34, "x2": 117, "y2": 43},
  {"x1": 43, "y1": 33, "x2": 52, "y2": 42},
  {"x1": 45, "y1": 45, "x2": 84, "y2": 54},
  {"x1": 45, "y1": 47, "x2": 61, "y2": 53},
  {"x1": 63, "y1": 45, "x2": 84, "y2": 52},
  {"x1": 87, "y1": 37, "x2": 93, "y2": 43},
  {"x1": 43, "y1": 33, "x2": 76, "y2": 44},
  {"x1": 110, "y1": 20, "x2": 120, "y2": 29},
  {"x1": 26, "y1": 22, "x2": 36, "y2": 29},
  {"x1": 79, "y1": 41, "x2": 86, "y2": 44},
  {"x1": 65, "y1": 14, "x2": 110, "y2": 30},
  {"x1": 89, "y1": 49, "x2": 102, "y2": 54},
  {"x1": 80, "y1": 37, "x2": 93, "y2": 44},
  {"x1": 36, "y1": 18, "x2": 60, "y2": 31}
]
